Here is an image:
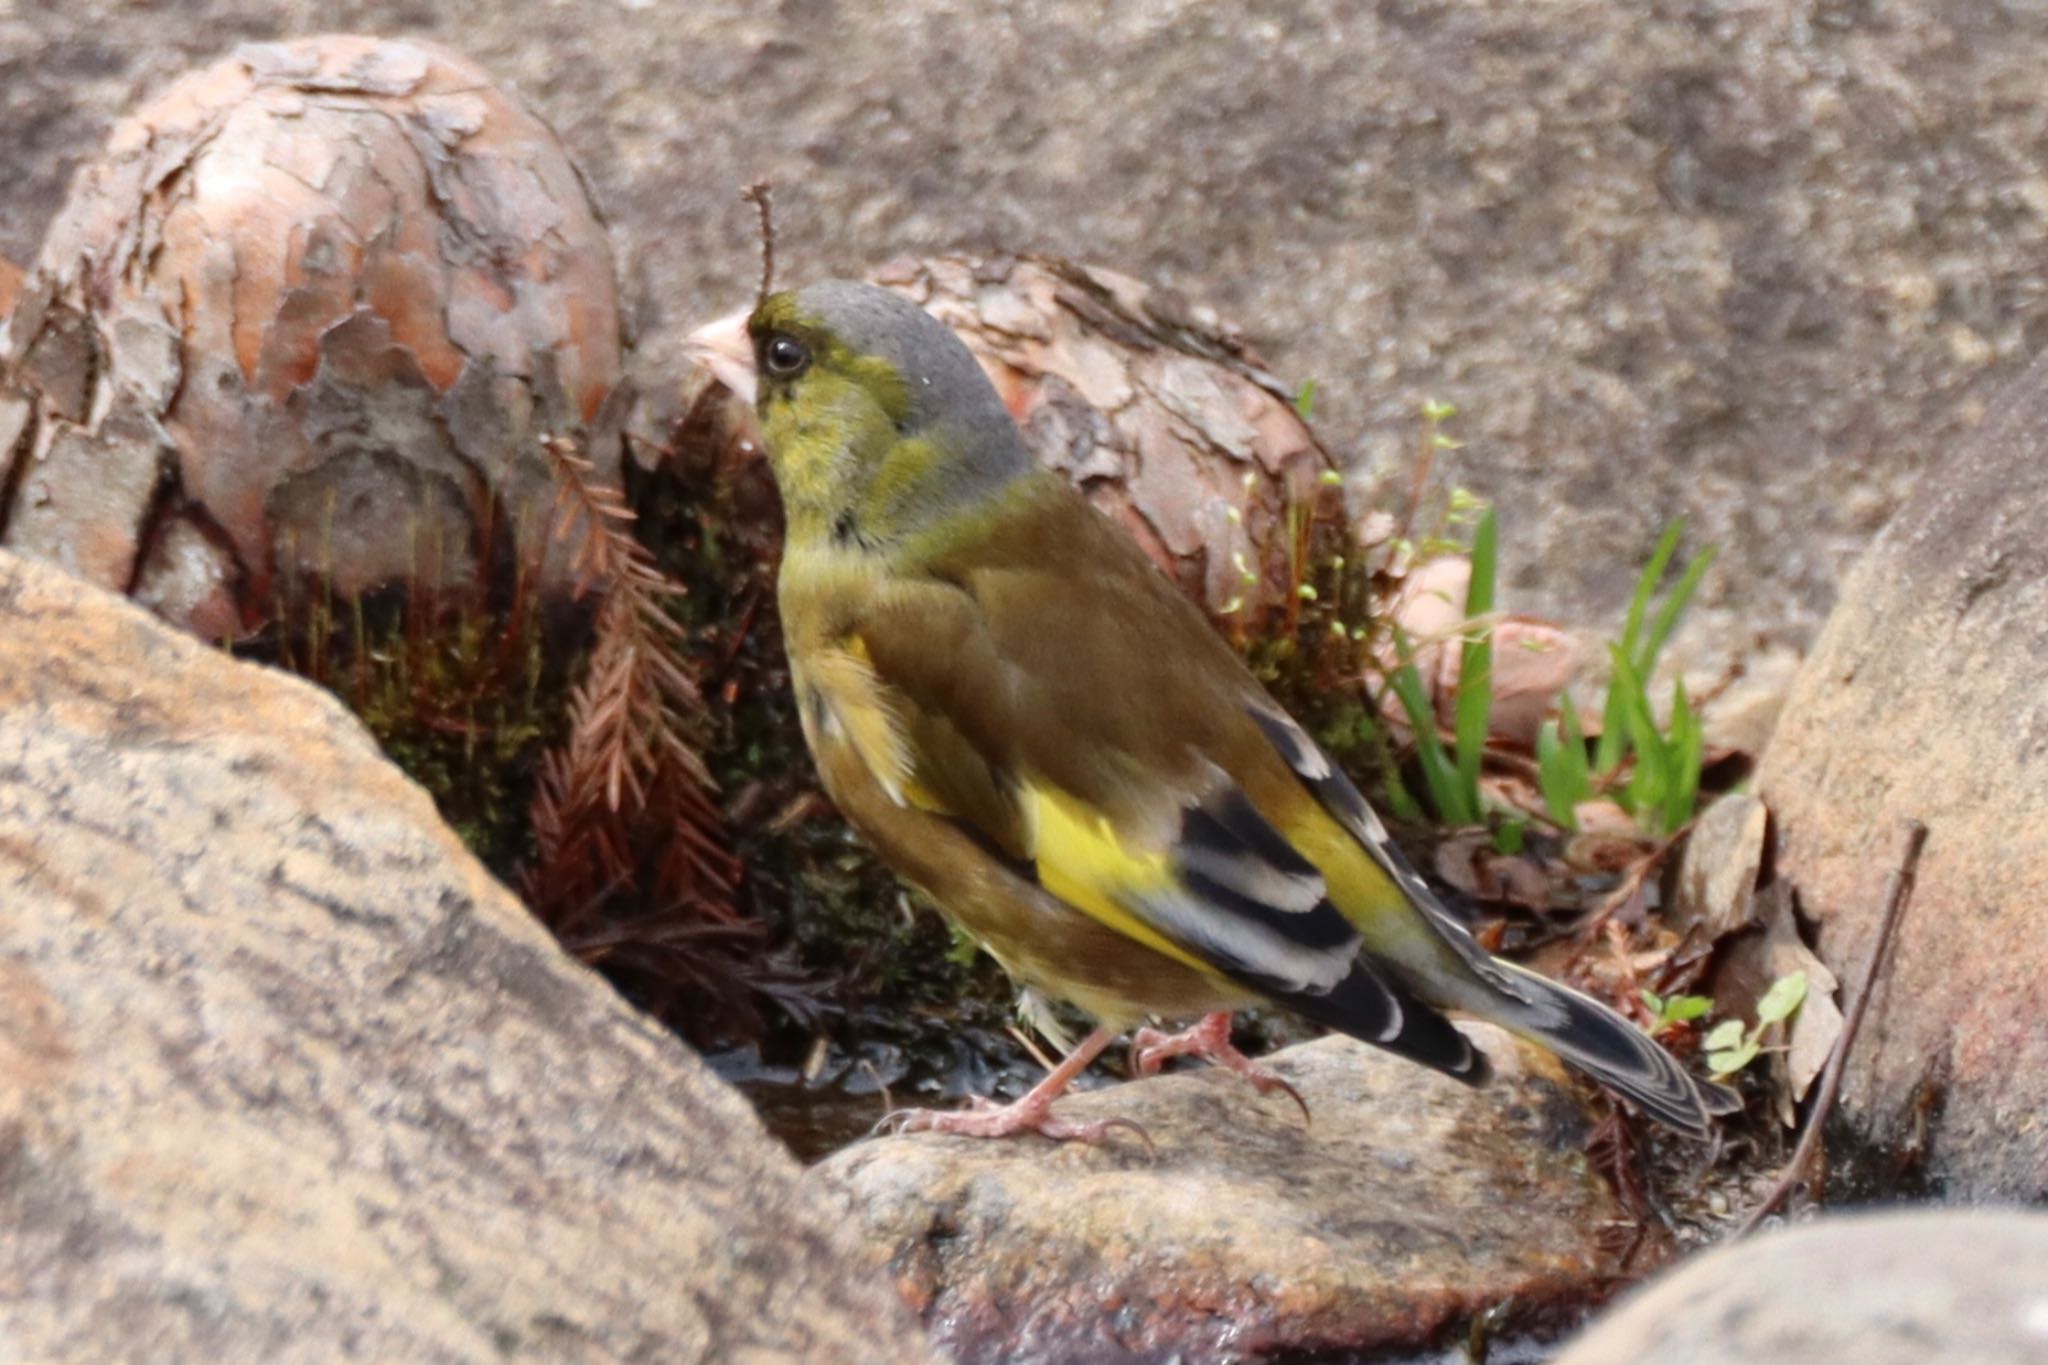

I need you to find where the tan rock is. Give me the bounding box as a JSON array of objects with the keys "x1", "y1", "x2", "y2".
[
  {"x1": 1556, "y1": 1210, "x2": 2048, "y2": 1365},
  {"x1": 811, "y1": 1031, "x2": 1635, "y2": 1362},
  {"x1": 0, "y1": 549, "x2": 929, "y2": 1364},
  {"x1": 1753, "y1": 343, "x2": 2048, "y2": 1195},
  {"x1": 1756, "y1": 341, "x2": 2048, "y2": 1199}
]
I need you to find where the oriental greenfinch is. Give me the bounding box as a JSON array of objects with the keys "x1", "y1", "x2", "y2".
[{"x1": 688, "y1": 281, "x2": 1737, "y2": 1142}]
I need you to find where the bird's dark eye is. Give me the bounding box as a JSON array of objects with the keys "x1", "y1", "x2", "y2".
[{"x1": 763, "y1": 334, "x2": 810, "y2": 377}]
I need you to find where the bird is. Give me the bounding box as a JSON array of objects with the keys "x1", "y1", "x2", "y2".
[{"x1": 687, "y1": 279, "x2": 1739, "y2": 1143}]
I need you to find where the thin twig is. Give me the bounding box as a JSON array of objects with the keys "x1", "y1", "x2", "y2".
[
  {"x1": 741, "y1": 181, "x2": 776, "y2": 310},
  {"x1": 1733, "y1": 818, "x2": 1928, "y2": 1238},
  {"x1": 1394, "y1": 416, "x2": 1437, "y2": 551}
]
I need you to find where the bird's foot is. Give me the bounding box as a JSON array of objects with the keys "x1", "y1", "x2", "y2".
[
  {"x1": 1130, "y1": 1011, "x2": 1312, "y2": 1125},
  {"x1": 866, "y1": 1024, "x2": 1152, "y2": 1151},
  {"x1": 871, "y1": 1094, "x2": 1152, "y2": 1150}
]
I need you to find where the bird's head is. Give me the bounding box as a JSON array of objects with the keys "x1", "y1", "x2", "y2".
[{"x1": 687, "y1": 280, "x2": 1032, "y2": 549}]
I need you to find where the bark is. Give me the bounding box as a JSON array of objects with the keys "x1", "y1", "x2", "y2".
[
  {"x1": 0, "y1": 35, "x2": 626, "y2": 639},
  {"x1": 879, "y1": 253, "x2": 1339, "y2": 626}
]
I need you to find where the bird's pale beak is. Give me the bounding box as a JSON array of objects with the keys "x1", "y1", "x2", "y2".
[{"x1": 684, "y1": 309, "x2": 759, "y2": 408}]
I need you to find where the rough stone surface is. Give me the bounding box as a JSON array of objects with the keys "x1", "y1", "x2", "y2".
[
  {"x1": 1556, "y1": 1210, "x2": 2048, "y2": 1365},
  {"x1": 810, "y1": 1031, "x2": 1637, "y2": 1363},
  {"x1": 0, "y1": 548, "x2": 930, "y2": 1364},
  {"x1": 10, "y1": 2, "x2": 2048, "y2": 663},
  {"x1": 1756, "y1": 342, "x2": 2048, "y2": 1201}
]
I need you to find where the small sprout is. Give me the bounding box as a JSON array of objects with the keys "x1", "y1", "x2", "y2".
[
  {"x1": 1241, "y1": 470, "x2": 1259, "y2": 491},
  {"x1": 1318, "y1": 468, "x2": 1344, "y2": 487},
  {"x1": 1641, "y1": 988, "x2": 1713, "y2": 1033},
  {"x1": 1350, "y1": 626, "x2": 1368, "y2": 641},
  {"x1": 1328, "y1": 554, "x2": 1345, "y2": 570},
  {"x1": 1705, "y1": 970, "x2": 1809, "y2": 1079},
  {"x1": 1705, "y1": 1021, "x2": 1758, "y2": 1079},
  {"x1": 1219, "y1": 594, "x2": 1244, "y2": 615},
  {"x1": 944, "y1": 922, "x2": 983, "y2": 968},
  {"x1": 1226, "y1": 506, "x2": 1244, "y2": 524},
  {"x1": 1329, "y1": 619, "x2": 1349, "y2": 638},
  {"x1": 1755, "y1": 970, "x2": 1809, "y2": 1025},
  {"x1": 1421, "y1": 397, "x2": 1458, "y2": 422},
  {"x1": 1297, "y1": 583, "x2": 1318, "y2": 601},
  {"x1": 1432, "y1": 433, "x2": 1464, "y2": 451},
  {"x1": 1295, "y1": 378, "x2": 1319, "y2": 419}
]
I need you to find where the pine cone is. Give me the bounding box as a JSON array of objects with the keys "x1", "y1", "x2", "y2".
[{"x1": 0, "y1": 35, "x2": 626, "y2": 640}]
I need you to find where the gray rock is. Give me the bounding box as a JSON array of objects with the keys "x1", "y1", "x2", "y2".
[
  {"x1": 1556, "y1": 1210, "x2": 2048, "y2": 1365},
  {"x1": 1757, "y1": 341, "x2": 2048, "y2": 1200},
  {"x1": 9, "y1": 2, "x2": 2048, "y2": 659},
  {"x1": 0, "y1": 548, "x2": 930, "y2": 1364},
  {"x1": 810, "y1": 1030, "x2": 1637, "y2": 1363}
]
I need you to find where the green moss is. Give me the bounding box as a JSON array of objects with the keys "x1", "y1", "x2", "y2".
[{"x1": 243, "y1": 546, "x2": 580, "y2": 881}]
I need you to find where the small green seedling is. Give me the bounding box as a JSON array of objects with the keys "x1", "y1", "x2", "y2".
[
  {"x1": 1704, "y1": 971, "x2": 1808, "y2": 1079},
  {"x1": 944, "y1": 922, "x2": 984, "y2": 969},
  {"x1": 1385, "y1": 505, "x2": 1497, "y2": 828},
  {"x1": 1640, "y1": 988, "x2": 1713, "y2": 1034},
  {"x1": 1294, "y1": 378, "x2": 1319, "y2": 420}
]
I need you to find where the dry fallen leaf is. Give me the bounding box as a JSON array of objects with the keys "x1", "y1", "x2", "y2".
[
  {"x1": 1764, "y1": 896, "x2": 1843, "y2": 1126},
  {"x1": 1671, "y1": 793, "x2": 1769, "y2": 941},
  {"x1": 1433, "y1": 829, "x2": 1558, "y2": 911}
]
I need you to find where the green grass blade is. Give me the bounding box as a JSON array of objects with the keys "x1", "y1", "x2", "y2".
[
  {"x1": 1622, "y1": 519, "x2": 1685, "y2": 662},
  {"x1": 1558, "y1": 693, "x2": 1592, "y2": 799},
  {"x1": 1609, "y1": 645, "x2": 1667, "y2": 817},
  {"x1": 1593, "y1": 684, "x2": 1627, "y2": 778},
  {"x1": 1662, "y1": 678, "x2": 1704, "y2": 834},
  {"x1": 1538, "y1": 692, "x2": 1597, "y2": 829},
  {"x1": 1454, "y1": 507, "x2": 1498, "y2": 800},
  {"x1": 1389, "y1": 631, "x2": 1475, "y2": 825},
  {"x1": 1537, "y1": 721, "x2": 1579, "y2": 829},
  {"x1": 1382, "y1": 768, "x2": 1425, "y2": 823},
  {"x1": 1596, "y1": 522, "x2": 1682, "y2": 777},
  {"x1": 1637, "y1": 542, "x2": 1718, "y2": 675},
  {"x1": 1595, "y1": 520, "x2": 1684, "y2": 776}
]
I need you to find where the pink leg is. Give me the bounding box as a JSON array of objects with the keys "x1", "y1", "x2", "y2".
[
  {"x1": 873, "y1": 1026, "x2": 1151, "y2": 1149},
  {"x1": 1130, "y1": 1011, "x2": 1311, "y2": 1123}
]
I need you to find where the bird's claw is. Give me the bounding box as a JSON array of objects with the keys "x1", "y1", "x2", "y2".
[{"x1": 1129, "y1": 1013, "x2": 1312, "y2": 1127}]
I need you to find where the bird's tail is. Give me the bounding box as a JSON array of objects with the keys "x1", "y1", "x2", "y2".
[{"x1": 1475, "y1": 959, "x2": 1742, "y2": 1136}]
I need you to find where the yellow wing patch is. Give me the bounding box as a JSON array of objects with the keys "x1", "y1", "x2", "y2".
[
  {"x1": 1022, "y1": 784, "x2": 1214, "y2": 976},
  {"x1": 1272, "y1": 776, "x2": 1471, "y2": 973}
]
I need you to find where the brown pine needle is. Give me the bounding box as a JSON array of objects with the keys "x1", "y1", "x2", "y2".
[{"x1": 524, "y1": 434, "x2": 739, "y2": 937}]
